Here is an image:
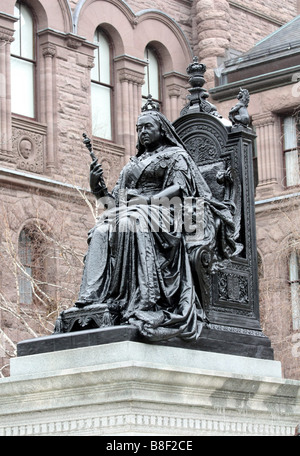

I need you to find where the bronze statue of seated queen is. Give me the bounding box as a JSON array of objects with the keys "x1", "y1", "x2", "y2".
[{"x1": 54, "y1": 96, "x2": 241, "y2": 343}]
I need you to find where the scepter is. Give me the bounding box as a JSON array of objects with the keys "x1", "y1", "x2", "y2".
[
  {"x1": 82, "y1": 132, "x2": 97, "y2": 161},
  {"x1": 82, "y1": 133, "x2": 108, "y2": 196}
]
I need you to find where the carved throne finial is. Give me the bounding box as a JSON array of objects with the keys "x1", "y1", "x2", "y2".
[
  {"x1": 186, "y1": 56, "x2": 207, "y2": 88},
  {"x1": 180, "y1": 57, "x2": 221, "y2": 117},
  {"x1": 228, "y1": 88, "x2": 250, "y2": 128}
]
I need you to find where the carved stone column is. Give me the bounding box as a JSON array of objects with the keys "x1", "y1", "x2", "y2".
[
  {"x1": 41, "y1": 44, "x2": 57, "y2": 173},
  {"x1": 252, "y1": 112, "x2": 283, "y2": 194},
  {"x1": 164, "y1": 73, "x2": 187, "y2": 122},
  {"x1": 194, "y1": 0, "x2": 231, "y2": 88},
  {"x1": 0, "y1": 23, "x2": 15, "y2": 163},
  {"x1": 115, "y1": 57, "x2": 145, "y2": 161}
]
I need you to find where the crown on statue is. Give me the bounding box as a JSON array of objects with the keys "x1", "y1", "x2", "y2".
[{"x1": 141, "y1": 94, "x2": 160, "y2": 112}]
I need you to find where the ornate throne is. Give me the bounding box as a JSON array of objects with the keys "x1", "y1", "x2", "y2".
[
  {"x1": 17, "y1": 58, "x2": 273, "y2": 361},
  {"x1": 171, "y1": 58, "x2": 273, "y2": 359}
]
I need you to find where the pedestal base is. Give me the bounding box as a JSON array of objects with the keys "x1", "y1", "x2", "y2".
[
  {"x1": 12, "y1": 339, "x2": 282, "y2": 379},
  {"x1": 1, "y1": 341, "x2": 300, "y2": 436},
  {"x1": 17, "y1": 323, "x2": 274, "y2": 360}
]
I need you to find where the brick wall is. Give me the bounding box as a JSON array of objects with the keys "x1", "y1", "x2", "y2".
[
  {"x1": 228, "y1": 0, "x2": 297, "y2": 53},
  {"x1": 67, "y1": 1, "x2": 299, "y2": 89},
  {"x1": 256, "y1": 203, "x2": 300, "y2": 380},
  {"x1": 127, "y1": 0, "x2": 193, "y2": 43}
]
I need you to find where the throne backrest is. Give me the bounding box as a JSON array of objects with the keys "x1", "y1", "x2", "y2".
[
  {"x1": 173, "y1": 111, "x2": 258, "y2": 329},
  {"x1": 173, "y1": 112, "x2": 236, "y2": 203},
  {"x1": 169, "y1": 59, "x2": 264, "y2": 350}
]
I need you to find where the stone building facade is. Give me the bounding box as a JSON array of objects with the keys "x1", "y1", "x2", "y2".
[
  {"x1": 0, "y1": 0, "x2": 300, "y2": 379},
  {"x1": 210, "y1": 12, "x2": 300, "y2": 380}
]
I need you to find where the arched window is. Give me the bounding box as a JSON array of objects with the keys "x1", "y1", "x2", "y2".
[
  {"x1": 11, "y1": 1, "x2": 36, "y2": 118},
  {"x1": 289, "y1": 251, "x2": 300, "y2": 330},
  {"x1": 91, "y1": 28, "x2": 113, "y2": 140},
  {"x1": 142, "y1": 46, "x2": 161, "y2": 109},
  {"x1": 18, "y1": 226, "x2": 47, "y2": 305}
]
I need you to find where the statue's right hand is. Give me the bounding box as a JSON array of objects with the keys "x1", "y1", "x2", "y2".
[{"x1": 90, "y1": 158, "x2": 105, "y2": 193}]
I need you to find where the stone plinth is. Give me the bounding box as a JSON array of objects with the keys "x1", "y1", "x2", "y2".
[{"x1": 1, "y1": 341, "x2": 300, "y2": 436}]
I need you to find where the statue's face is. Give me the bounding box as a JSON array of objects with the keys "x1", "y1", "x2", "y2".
[{"x1": 136, "y1": 114, "x2": 162, "y2": 151}]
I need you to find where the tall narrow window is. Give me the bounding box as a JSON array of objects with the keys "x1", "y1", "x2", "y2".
[
  {"x1": 18, "y1": 229, "x2": 33, "y2": 305},
  {"x1": 289, "y1": 251, "x2": 300, "y2": 330},
  {"x1": 283, "y1": 116, "x2": 300, "y2": 187},
  {"x1": 142, "y1": 46, "x2": 161, "y2": 108},
  {"x1": 91, "y1": 28, "x2": 112, "y2": 140},
  {"x1": 18, "y1": 226, "x2": 47, "y2": 306},
  {"x1": 11, "y1": 1, "x2": 35, "y2": 118}
]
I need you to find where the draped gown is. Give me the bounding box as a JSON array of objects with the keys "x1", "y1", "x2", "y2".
[{"x1": 76, "y1": 144, "x2": 215, "y2": 341}]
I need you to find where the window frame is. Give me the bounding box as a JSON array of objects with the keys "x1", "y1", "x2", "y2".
[
  {"x1": 18, "y1": 226, "x2": 47, "y2": 306},
  {"x1": 91, "y1": 27, "x2": 114, "y2": 141},
  {"x1": 288, "y1": 250, "x2": 300, "y2": 331},
  {"x1": 142, "y1": 45, "x2": 162, "y2": 110},
  {"x1": 18, "y1": 228, "x2": 33, "y2": 305},
  {"x1": 10, "y1": 0, "x2": 37, "y2": 120},
  {"x1": 282, "y1": 114, "x2": 300, "y2": 188},
  {"x1": 10, "y1": 1, "x2": 37, "y2": 120}
]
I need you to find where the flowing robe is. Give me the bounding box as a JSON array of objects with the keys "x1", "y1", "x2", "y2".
[{"x1": 77, "y1": 145, "x2": 216, "y2": 341}]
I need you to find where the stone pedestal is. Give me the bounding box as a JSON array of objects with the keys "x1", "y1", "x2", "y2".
[{"x1": 0, "y1": 340, "x2": 300, "y2": 436}]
